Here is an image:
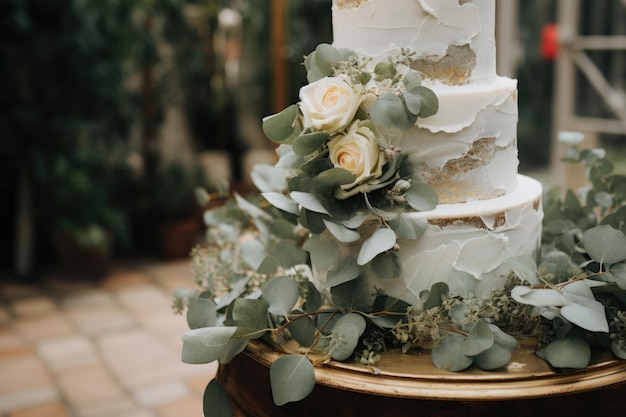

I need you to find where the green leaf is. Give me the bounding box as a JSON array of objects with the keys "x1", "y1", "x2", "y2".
[
  {"x1": 240, "y1": 239, "x2": 266, "y2": 271},
  {"x1": 488, "y1": 324, "x2": 518, "y2": 351},
  {"x1": 423, "y1": 282, "x2": 449, "y2": 310},
  {"x1": 403, "y1": 70, "x2": 422, "y2": 90},
  {"x1": 262, "y1": 192, "x2": 299, "y2": 214},
  {"x1": 224, "y1": 298, "x2": 270, "y2": 331},
  {"x1": 323, "y1": 219, "x2": 360, "y2": 243},
  {"x1": 270, "y1": 355, "x2": 316, "y2": 406},
  {"x1": 313, "y1": 43, "x2": 345, "y2": 76},
  {"x1": 273, "y1": 240, "x2": 308, "y2": 269},
  {"x1": 611, "y1": 339, "x2": 626, "y2": 360},
  {"x1": 301, "y1": 280, "x2": 323, "y2": 313},
  {"x1": 462, "y1": 320, "x2": 494, "y2": 356},
  {"x1": 329, "y1": 313, "x2": 366, "y2": 361},
  {"x1": 304, "y1": 235, "x2": 339, "y2": 269},
  {"x1": 203, "y1": 379, "x2": 232, "y2": 417},
  {"x1": 357, "y1": 228, "x2": 396, "y2": 265},
  {"x1": 290, "y1": 191, "x2": 329, "y2": 215},
  {"x1": 473, "y1": 343, "x2": 512, "y2": 370},
  {"x1": 406, "y1": 86, "x2": 438, "y2": 118},
  {"x1": 447, "y1": 271, "x2": 477, "y2": 298},
  {"x1": 536, "y1": 337, "x2": 591, "y2": 369},
  {"x1": 405, "y1": 182, "x2": 439, "y2": 211},
  {"x1": 369, "y1": 92, "x2": 413, "y2": 130},
  {"x1": 371, "y1": 251, "x2": 402, "y2": 279},
  {"x1": 313, "y1": 168, "x2": 356, "y2": 188},
  {"x1": 186, "y1": 297, "x2": 217, "y2": 330},
  {"x1": 605, "y1": 262, "x2": 626, "y2": 289},
  {"x1": 286, "y1": 312, "x2": 317, "y2": 347},
  {"x1": 262, "y1": 276, "x2": 300, "y2": 316},
  {"x1": 330, "y1": 277, "x2": 372, "y2": 310},
  {"x1": 506, "y1": 256, "x2": 540, "y2": 286},
  {"x1": 432, "y1": 333, "x2": 473, "y2": 372},
  {"x1": 374, "y1": 62, "x2": 396, "y2": 80},
  {"x1": 262, "y1": 104, "x2": 299, "y2": 143},
  {"x1": 181, "y1": 326, "x2": 238, "y2": 364},
  {"x1": 388, "y1": 214, "x2": 427, "y2": 240},
  {"x1": 293, "y1": 132, "x2": 329, "y2": 156},
  {"x1": 583, "y1": 225, "x2": 626, "y2": 265},
  {"x1": 594, "y1": 191, "x2": 614, "y2": 208},
  {"x1": 257, "y1": 255, "x2": 281, "y2": 275},
  {"x1": 326, "y1": 257, "x2": 361, "y2": 287}
]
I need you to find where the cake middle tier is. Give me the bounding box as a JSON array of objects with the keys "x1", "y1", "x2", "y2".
[
  {"x1": 313, "y1": 175, "x2": 543, "y2": 307},
  {"x1": 396, "y1": 77, "x2": 519, "y2": 204}
]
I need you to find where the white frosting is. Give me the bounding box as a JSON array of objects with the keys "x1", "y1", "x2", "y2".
[
  {"x1": 363, "y1": 175, "x2": 544, "y2": 305},
  {"x1": 396, "y1": 77, "x2": 519, "y2": 203},
  {"x1": 332, "y1": 0, "x2": 496, "y2": 82}
]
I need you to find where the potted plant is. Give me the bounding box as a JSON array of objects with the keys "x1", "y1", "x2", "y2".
[{"x1": 42, "y1": 138, "x2": 131, "y2": 277}]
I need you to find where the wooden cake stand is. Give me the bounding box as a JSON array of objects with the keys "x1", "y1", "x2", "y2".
[{"x1": 217, "y1": 338, "x2": 626, "y2": 416}]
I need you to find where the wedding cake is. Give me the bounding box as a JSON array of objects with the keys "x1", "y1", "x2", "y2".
[{"x1": 260, "y1": 0, "x2": 543, "y2": 307}]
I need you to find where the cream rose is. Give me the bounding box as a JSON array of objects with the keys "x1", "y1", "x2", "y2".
[
  {"x1": 328, "y1": 122, "x2": 385, "y2": 190},
  {"x1": 299, "y1": 75, "x2": 362, "y2": 134}
]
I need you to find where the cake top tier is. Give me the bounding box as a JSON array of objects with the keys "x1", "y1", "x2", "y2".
[{"x1": 332, "y1": 0, "x2": 496, "y2": 84}]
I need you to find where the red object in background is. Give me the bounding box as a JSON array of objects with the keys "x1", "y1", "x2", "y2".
[{"x1": 541, "y1": 23, "x2": 559, "y2": 60}]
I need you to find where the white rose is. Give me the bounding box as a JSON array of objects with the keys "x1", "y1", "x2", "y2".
[
  {"x1": 299, "y1": 75, "x2": 362, "y2": 134},
  {"x1": 328, "y1": 122, "x2": 385, "y2": 190}
]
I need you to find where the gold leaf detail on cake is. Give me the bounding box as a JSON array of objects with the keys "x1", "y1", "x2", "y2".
[
  {"x1": 410, "y1": 45, "x2": 476, "y2": 86},
  {"x1": 429, "y1": 211, "x2": 506, "y2": 230},
  {"x1": 424, "y1": 138, "x2": 505, "y2": 204},
  {"x1": 335, "y1": 0, "x2": 368, "y2": 9}
]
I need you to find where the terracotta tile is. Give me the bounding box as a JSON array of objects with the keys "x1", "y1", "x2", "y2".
[
  {"x1": 56, "y1": 362, "x2": 125, "y2": 409},
  {"x1": 65, "y1": 305, "x2": 135, "y2": 335},
  {"x1": 8, "y1": 401, "x2": 70, "y2": 417},
  {"x1": 13, "y1": 314, "x2": 75, "y2": 343},
  {"x1": 115, "y1": 285, "x2": 173, "y2": 314},
  {"x1": 101, "y1": 270, "x2": 150, "y2": 291},
  {"x1": 10, "y1": 296, "x2": 57, "y2": 317},
  {"x1": 0, "y1": 387, "x2": 60, "y2": 415},
  {"x1": 72, "y1": 398, "x2": 137, "y2": 417},
  {"x1": 154, "y1": 396, "x2": 204, "y2": 417},
  {"x1": 36, "y1": 336, "x2": 98, "y2": 371},
  {"x1": 0, "y1": 329, "x2": 28, "y2": 354},
  {"x1": 61, "y1": 290, "x2": 115, "y2": 309},
  {"x1": 133, "y1": 380, "x2": 190, "y2": 406},
  {"x1": 0, "y1": 354, "x2": 54, "y2": 393}
]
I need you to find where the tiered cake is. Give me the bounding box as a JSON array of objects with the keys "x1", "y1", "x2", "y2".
[{"x1": 326, "y1": 0, "x2": 543, "y2": 303}]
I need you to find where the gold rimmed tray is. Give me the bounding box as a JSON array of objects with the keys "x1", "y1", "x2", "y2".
[{"x1": 218, "y1": 338, "x2": 626, "y2": 416}]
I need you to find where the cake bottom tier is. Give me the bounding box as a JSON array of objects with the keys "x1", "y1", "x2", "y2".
[
  {"x1": 217, "y1": 339, "x2": 626, "y2": 417},
  {"x1": 368, "y1": 174, "x2": 543, "y2": 304}
]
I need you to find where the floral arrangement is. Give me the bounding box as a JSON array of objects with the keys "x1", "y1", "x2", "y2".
[
  {"x1": 255, "y1": 43, "x2": 439, "y2": 285},
  {"x1": 174, "y1": 46, "x2": 626, "y2": 416}
]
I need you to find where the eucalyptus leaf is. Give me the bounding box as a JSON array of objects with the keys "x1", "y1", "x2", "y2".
[
  {"x1": 506, "y1": 256, "x2": 540, "y2": 286},
  {"x1": 432, "y1": 333, "x2": 474, "y2": 372},
  {"x1": 313, "y1": 43, "x2": 345, "y2": 76},
  {"x1": 313, "y1": 168, "x2": 356, "y2": 188},
  {"x1": 218, "y1": 338, "x2": 249, "y2": 364},
  {"x1": 251, "y1": 164, "x2": 290, "y2": 193},
  {"x1": 326, "y1": 256, "x2": 361, "y2": 287},
  {"x1": 388, "y1": 214, "x2": 427, "y2": 240},
  {"x1": 240, "y1": 239, "x2": 266, "y2": 271},
  {"x1": 407, "y1": 86, "x2": 438, "y2": 118},
  {"x1": 371, "y1": 251, "x2": 402, "y2": 279},
  {"x1": 488, "y1": 324, "x2": 518, "y2": 352},
  {"x1": 262, "y1": 276, "x2": 300, "y2": 316},
  {"x1": 611, "y1": 339, "x2": 626, "y2": 360},
  {"x1": 273, "y1": 240, "x2": 308, "y2": 269},
  {"x1": 473, "y1": 343, "x2": 512, "y2": 370},
  {"x1": 323, "y1": 219, "x2": 360, "y2": 243},
  {"x1": 462, "y1": 320, "x2": 494, "y2": 356},
  {"x1": 181, "y1": 326, "x2": 238, "y2": 364},
  {"x1": 605, "y1": 262, "x2": 626, "y2": 289},
  {"x1": 270, "y1": 355, "x2": 316, "y2": 406},
  {"x1": 447, "y1": 270, "x2": 477, "y2": 298},
  {"x1": 536, "y1": 337, "x2": 591, "y2": 369},
  {"x1": 329, "y1": 313, "x2": 366, "y2": 361},
  {"x1": 186, "y1": 297, "x2": 217, "y2": 330},
  {"x1": 203, "y1": 379, "x2": 232, "y2": 417},
  {"x1": 369, "y1": 92, "x2": 413, "y2": 130},
  {"x1": 357, "y1": 228, "x2": 396, "y2": 265},
  {"x1": 262, "y1": 192, "x2": 299, "y2": 214},
  {"x1": 403, "y1": 70, "x2": 423, "y2": 90},
  {"x1": 374, "y1": 62, "x2": 396, "y2": 80},
  {"x1": 262, "y1": 104, "x2": 299, "y2": 143},
  {"x1": 235, "y1": 193, "x2": 272, "y2": 221},
  {"x1": 304, "y1": 235, "x2": 339, "y2": 270},
  {"x1": 224, "y1": 298, "x2": 270, "y2": 331},
  {"x1": 290, "y1": 191, "x2": 330, "y2": 215},
  {"x1": 405, "y1": 182, "x2": 439, "y2": 211},
  {"x1": 301, "y1": 280, "x2": 323, "y2": 313},
  {"x1": 583, "y1": 225, "x2": 626, "y2": 265},
  {"x1": 286, "y1": 312, "x2": 317, "y2": 347},
  {"x1": 423, "y1": 282, "x2": 450, "y2": 310},
  {"x1": 293, "y1": 132, "x2": 329, "y2": 156}
]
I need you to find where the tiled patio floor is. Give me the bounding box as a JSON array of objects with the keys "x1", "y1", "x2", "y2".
[{"x1": 0, "y1": 260, "x2": 216, "y2": 417}]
